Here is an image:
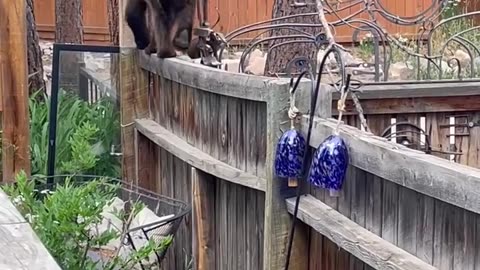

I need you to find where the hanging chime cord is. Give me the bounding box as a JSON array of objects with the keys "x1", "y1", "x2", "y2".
[{"x1": 284, "y1": 46, "x2": 349, "y2": 270}]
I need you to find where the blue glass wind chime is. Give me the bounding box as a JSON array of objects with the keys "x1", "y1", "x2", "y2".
[{"x1": 276, "y1": 47, "x2": 351, "y2": 270}]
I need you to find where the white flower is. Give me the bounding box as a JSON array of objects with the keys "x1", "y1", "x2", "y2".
[
  {"x1": 77, "y1": 216, "x2": 85, "y2": 224},
  {"x1": 12, "y1": 195, "x2": 25, "y2": 205},
  {"x1": 24, "y1": 213, "x2": 38, "y2": 223}
]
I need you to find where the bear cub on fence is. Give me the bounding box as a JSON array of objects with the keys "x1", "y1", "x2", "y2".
[{"x1": 125, "y1": 0, "x2": 196, "y2": 58}]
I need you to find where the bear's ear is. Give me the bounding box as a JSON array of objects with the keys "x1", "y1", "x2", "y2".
[{"x1": 125, "y1": 0, "x2": 150, "y2": 49}]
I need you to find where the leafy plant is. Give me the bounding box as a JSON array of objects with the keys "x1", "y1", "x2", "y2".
[
  {"x1": 4, "y1": 171, "x2": 173, "y2": 269},
  {"x1": 29, "y1": 90, "x2": 121, "y2": 177},
  {"x1": 357, "y1": 33, "x2": 374, "y2": 62}
]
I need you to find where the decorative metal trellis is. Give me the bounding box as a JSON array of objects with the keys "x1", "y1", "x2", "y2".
[{"x1": 201, "y1": 0, "x2": 480, "y2": 84}]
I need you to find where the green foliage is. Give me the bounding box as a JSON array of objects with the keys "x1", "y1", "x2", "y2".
[
  {"x1": 29, "y1": 90, "x2": 121, "y2": 177},
  {"x1": 357, "y1": 34, "x2": 374, "y2": 62},
  {"x1": 4, "y1": 171, "x2": 173, "y2": 269},
  {"x1": 442, "y1": 0, "x2": 463, "y2": 18}
]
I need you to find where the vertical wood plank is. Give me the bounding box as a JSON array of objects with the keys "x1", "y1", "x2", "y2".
[
  {"x1": 465, "y1": 112, "x2": 480, "y2": 168},
  {"x1": 216, "y1": 180, "x2": 228, "y2": 270},
  {"x1": 185, "y1": 86, "x2": 195, "y2": 145},
  {"x1": 227, "y1": 97, "x2": 238, "y2": 168},
  {"x1": 193, "y1": 88, "x2": 202, "y2": 148},
  {"x1": 474, "y1": 215, "x2": 480, "y2": 270},
  {"x1": 246, "y1": 188, "x2": 259, "y2": 270},
  {"x1": 119, "y1": 0, "x2": 148, "y2": 184},
  {"x1": 134, "y1": 131, "x2": 157, "y2": 191},
  {"x1": 308, "y1": 231, "x2": 323, "y2": 269},
  {"x1": 381, "y1": 180, "x2": 399, "y2": 245},
  {"x1": 164, "y1": 79, "x2": 173, "y2": 131},
  {"x1": 257, "y1": 190, "x2": 265, "y2": 269},
  {"x1": 192, "y1": 168, "x2": 216, "y2": 270},
  {"x1": 227, "y1": 182, "x2": 237, "y2": 270},
  {"x1": 397, "y1": 186, "x2": 418, "y2": 255},
  {"x1": 172, "y1": 81, "x2": 181, "y2": 136},
  {"x1": 433, "y1": 200, "x2": 455, "y2": 270},
  {"x1": 256, "y1": 103, "x2": 267, "y2": 178},
  {"x1": 416, "y1": 195, "x2": 435, "y2": 264},
  {"x1": 349, "y1": 168, "x2": 367, "y2": 270},
  {"x1": 365, "y1": 174, "x2": 382, "y2": 236},
  {"x1": 236, "y1": 185, "x2": 247, "y2": 270},
  {"x1": 453, "y1": 209, "x2": 475, "y2": 270},
  {"x1": 209, "y1": 93, "x2": 220, "y2": 159},
  {"x1": 0, "y1": 0, "x2": 30, "y2": 181},
  {"x1": 218, "y1": 95, "x2": 229, "y2": 163}
]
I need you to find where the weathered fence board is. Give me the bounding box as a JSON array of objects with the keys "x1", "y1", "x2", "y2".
[
  {"x1": 133, "y1": 55, "x2": 277, "y2": 269},
  {"x1": 286, "y1": 195, "x2": 437, "y2": 270},
  {"x1": 305, "y1": 89, "x2": 480, "y2": 270},
  {"x1": 0, "y1": 190, "x2": 61, "y2": 269},
  {"x1": 127, "y1": 38, "x2": 480, "y2": 270}
]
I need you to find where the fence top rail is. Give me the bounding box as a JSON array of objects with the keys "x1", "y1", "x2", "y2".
[
  {"x1": 138, "y1": 54, "x2": 480, "y2": 103},
  {"x1": 332, "y1": 81, "x2": 480, "y2": 100},
  {"x1": 303, "y1": 116, "x2": 480, "y2": 215},
  {"x1": 137, "y1": 52, "x2": 294, "y2": 102}
]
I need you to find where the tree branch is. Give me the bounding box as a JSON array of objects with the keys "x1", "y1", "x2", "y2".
[{"x1": 315, "y1": 0, "x2": 371, "y2": 133}]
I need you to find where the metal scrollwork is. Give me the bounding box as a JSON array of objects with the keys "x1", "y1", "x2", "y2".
[{"x1": 221, "y1": 0, "x2": 480, "y2": 83}]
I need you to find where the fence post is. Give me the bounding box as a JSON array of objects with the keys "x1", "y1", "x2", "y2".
[
  {"x1": 263, "y1": 81, "x2": 309, "y2": 270},
  {"x1": 0, "y1": 0, "x2": 31, "y2": 182},
  {"x1": 118, "y1": 0, "x2": 149, "y2": 183}
]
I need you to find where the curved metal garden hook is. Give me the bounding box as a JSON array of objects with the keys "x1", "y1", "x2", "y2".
[{"x1": 284, "y1": 45, "x2": 353, "y2": 270}]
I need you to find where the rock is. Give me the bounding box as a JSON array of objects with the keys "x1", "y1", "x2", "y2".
[
  {"x1": 317, "y1": 49, "x2": 362, "y2": 68},
  {"x1": 244, "y1": 55, "x2": 266, "y2": 75},
  {"x1": 222, "y1": 58, "x2": 241, "y2": 73},
  {"x1": 249, "y1": 49, "x2": 263, "y2": 59},
  {"x1": 388, "y1": 62, "x2": 413, "y2": 80},
  {"x1": 453, "y1": 49, "x2": 471, "y2": 67}
]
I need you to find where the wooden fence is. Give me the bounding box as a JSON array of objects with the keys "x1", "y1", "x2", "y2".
[
  {"x1": 118, "y1": 48, "x2": 480, "y2": 270},
  {"x1": 34, "y1": 0, "x2": 448, "y2": 44},
  {"x1": 301, "y1": 85, "x2": 480, "y2": 270}
]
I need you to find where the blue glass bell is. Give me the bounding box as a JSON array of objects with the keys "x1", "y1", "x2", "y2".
[
  {"x1": 274, "y1": 129, "x2": 306, "y2": 187},
  {"x1": 308, "y1": 134, "x2": 349, "y2": 193}
]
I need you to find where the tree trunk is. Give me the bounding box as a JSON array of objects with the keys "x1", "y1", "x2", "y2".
[
  {"x1": 26, "y1": 0, "x2": 46, "y2": 97},
  {"x1": 107, "y1": 0, "x2": 119, "y2": 45},
  {"x1": 55, "y1": 0, "x2": 84, "y2": 93},
  {"x1": 263, "y1": 0, "x2": 319, "y2": 76}
]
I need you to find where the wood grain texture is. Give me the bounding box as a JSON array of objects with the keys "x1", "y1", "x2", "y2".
[
  {"x1": 332, "y1": 82, "x2": 480, "y2": 100},
  {"x1": 333, "y1": 96, "x2": 480, "y2": 115},
  {"x1": 135, "y1": 118, "x2": 266, "y2": 191},
  {"x1": 287, "y1": 195, "x2": 438, "y2": 270},
  {"x1": 263, "y1": 84, "x2": 309, "y2": 270},
  {"x1": 303, "y1": 117, "x2": 480, "y2": 216},
  {"x1": 0, "y1": 190, "x2": 60, "y2": 269},
  {"x1": 0, "y1": 0, "x2": 31, "y2": 182},
  {"x1": 192, "y1": 168, "x2": 216, "y2": 270},
  {"x1": 150, "y1": 80, "x2": 268, "y2": 177},
  {"x1": 139, "y1": 52, "x2": 277, "y2": 101}
]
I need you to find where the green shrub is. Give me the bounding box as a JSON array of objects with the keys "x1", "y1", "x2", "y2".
[
  {"x1": 29, "y1": 90, "x2": 121, "y2": 177},
  {"x1": 4, "y1": 172, "x2": 173, "y2": 269}
]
